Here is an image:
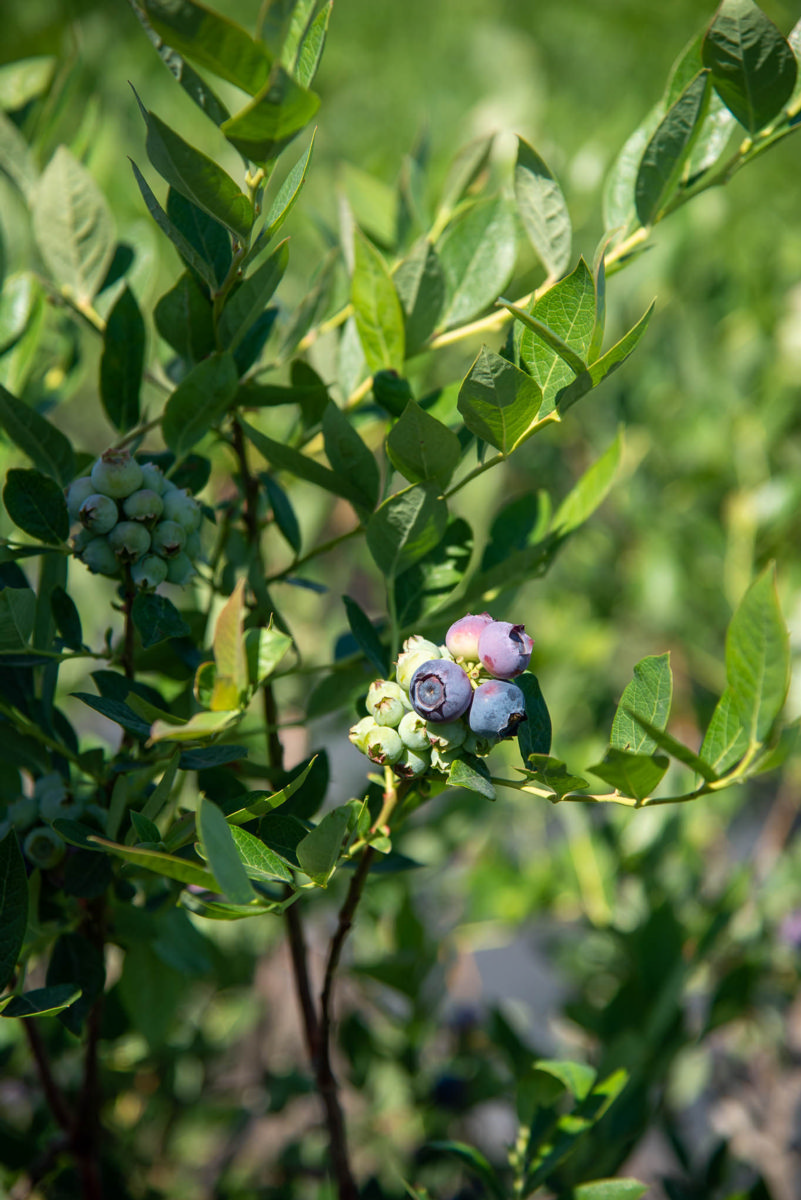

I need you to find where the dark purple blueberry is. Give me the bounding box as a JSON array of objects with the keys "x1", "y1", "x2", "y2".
[
  {"x1": 477, "y1": 621, "x2": 533, "y2": 678},
  {"x1": 445, "y1": 612, "x2": 493, "y2": 660},
  {"x1": 468, "y1": 679, "x2": 527, "y2": 739},
  {"x1": 409, "y1": 659, "x2": 473, "y2": 723}
]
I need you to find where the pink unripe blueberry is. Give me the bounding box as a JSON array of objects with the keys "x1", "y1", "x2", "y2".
[
  {"x1": 478, "y1": 621, "x2": 533, "y2": 678},
  {"x1": 79, "y1": 493, "x2": 118, "y2": 535},
  {"x1": 468, "y1": 679, "x2": 527, "y2": 739},
  {"x1": 123, "y1": 489, "x2": 164, "y2": 523},
  {"x1": 151, "y1": 520, "x2": 186, "y2": 559},
  {"x1": 90, "y1": 449, "x2": 143, "y2": 498},
  {"x1": 409, "y1": 659, "x2": 473, "y2": 723},
  {"x1": 445, "y1": 612, "x2": 493, "y2": 660}
]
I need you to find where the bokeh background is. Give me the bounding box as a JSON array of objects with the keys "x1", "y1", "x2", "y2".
[{"x1": 2, "y1": 1, "x2": 801, "y2": 1197}]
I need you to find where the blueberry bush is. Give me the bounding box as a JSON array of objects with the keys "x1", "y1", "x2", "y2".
[{"x1": 0, "y1": 1, "x2": 800, "y2": 1197}]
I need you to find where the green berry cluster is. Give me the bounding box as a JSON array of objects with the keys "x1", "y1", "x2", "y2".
[
  {"x1": 0, "y1": 773, "x2": 100, "y2": 870},
  {"x1": 349, "y1": 634, "x2": 500, "y2": 780},
  {"x1": 67, "y1": 449, "x2": 203, "y2": 588}
]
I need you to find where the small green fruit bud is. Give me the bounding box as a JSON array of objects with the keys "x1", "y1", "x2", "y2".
[
  {"x1": 366, "y1": 726, "x2": 403, "y2": 765},
  {"x1": 151, "y1": 520, "x2": 186, "y2": 558},
  {"x1": 140, "y1": 462, "x2": 166, "y2": 494},
  {"x1": 162, "y1": 488, "x2": 201, "y2": 532},
  {"x1": 79, "y1": 493, "x2": 118, "y2": 535},
  {"x1": 397, "y1": 710, "x2": 429, "y2": 751},
  {"x1": 8, "y1": 795, "x2": 39, "y2": 832},
  {"x1": 165, "y1": 552, "x2": 195, "y2": 585},
  {"x1": 80, "y1": 535, "x2": 119, "y2": 576},
  {"x1": 131, "y1": 555, "x2": 169, "y2": 590},
  {"x1": 23, "y1": 826, "x2": 65, "y2": 869},
  {"x1": 184, "y1": 530, "x2": 203, "y2": 562},
  {"x1": 66, "y1": 477, "x2": 95, "y2": 521},
  {"x1": 366, "y1": 680, "x2": 411, "y2": 728},
  {"x1": 123, "y1": 488, "x2": 164, "y2": 523},
  {"x1": 425, "y1": 720, "x2": 467, "y2": 752},
  {"x1": 394, "y1": 747, "x2": 431, "y2": 778},
  {"x1": 108, "y1": 521, "x2": 151, "y2": 564},
  {"x1": 396, "y1": 639, "x2": 441, "y2": 691},
  {"x1": 90, "y1": 449, "x2": 143, "y2": 498},
  {"x1": 349, "y1": 716, "x2": 379, "y2": 754}
]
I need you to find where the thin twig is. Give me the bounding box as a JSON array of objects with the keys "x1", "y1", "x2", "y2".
[{"x1": 22, "y1": 1020, "x2": 73, "y2": 1133}]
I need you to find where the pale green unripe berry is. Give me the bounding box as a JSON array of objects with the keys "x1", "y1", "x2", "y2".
[
  {"x1": 165, "y1": 552, "x2": 195, "y2": 585},
  {"x1": 23, "y1": 826, "x2": 65, "y2": 869},
  {"x1": 90, "y1": 449, "x2": 143, "y2": 498},
  {"x1": 8, "y1": 795, "x2": 38, "y2": 832},
  {"x1": 162, "y1": 488, "x2": 201, "y2": 532},
  {"x1": 131, "y1": 555, "x2": 169, "y2": 590},
  {"x1": 79, "y1": 493, "x2": 118, "y2": 535},
  {"x1": 366, "y1": 726, "x2": 403, "y2": 765},
  {"x1": 349, "y1": 715, "x2": 379, "y2": 754},
  {"x1": 72, "y1": 527, "x2": 99, "y2": 554},
  {"x1": 463, "y1": 731, "x2": 495, "y2": 757},
  {"x1": 80, "y1": 535, "x2": 119, "y2": 576},
  {"x1": 123, "y1": 489, "x2": 164, "y2": 523},
  {"x1": 140, "y1": 462, "x2": 166, "y2": 494},
  {"x1": 394, "y1": 747, "x2": 431, "y2": 778},
  {"x1": 108, "y1": 521, "x2": 151, "y2": 564},
  {"x1": 396, "y1": 639, "x2": 442, "y2": 692},
  {"x1": 431, "y1": 746, "x2": 460, "y2": 772},
  {"x1": 425, "y1": 720, "x2": 467, "y2": 752},
  {"x1": 397, "y1": 710, "x2": 429, "y2": 752},
  {"x1": 151, "y1": 520, "x2": 186, "y2": 558},
  {"x1": 39, "y1": 794, "x2": 83, "y2": 823},
  {"x1": 66, "y1": 477, "x2": 95, "y2": 521},
  {"x1": 366, "y1": 680, "x2": 411, "y2": 727}
]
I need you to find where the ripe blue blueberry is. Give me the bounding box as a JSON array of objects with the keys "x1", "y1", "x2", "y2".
[
  {"x1": 409, "y1": 659, "x2": 473, "y2": 723},
  {"x1": 477, "y1": 621, "x2": 533, "y2": 678},
  {"x1": 445, "y1": 612, "x2": 493, "y2": 660},
  {"x1": 468, "y1": 679, "x2": 527, "y2": 739}
]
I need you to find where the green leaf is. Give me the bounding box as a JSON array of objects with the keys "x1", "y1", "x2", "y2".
[
  {"x1": 351, "y1": 229, "x2": 405, "y2": 372},
  {"x1": 457, "y1": 345, "x2": 542, "y2": 454},
  {"x1": 700, "y1": 687, "x2": 749, "y2": 774},
  {"x1": 166, "y1": 188, "x2": 232, "y2": 291},
  {"x1": 702, "y1": 0, "x2": 798, "y2": 134},
  {"x1": 263, "y1": 131, "x2": 315, "y2": 241},
  {"x1": 552, "y1": 431, "x2": 623, "y2": 535},
  {"x1": 558, "y1": 303, "x2": 655, "y2": 414},
  {"x1": 501, "y1": 299, "x2": 587, "y2": 377},
  {"x1": 387, "y1": 401, "x2": 461, "y2": 489},
  {"x1": 142, "y1": 0, "x2": 273, "y2": 94},
  {"x1": 514, "y1": 139, "x2": 571, "y2": 278},
  {"x1": 589, "y1": 748, "x2": 669, "y2": 801},
  {"x1": 134, "y1": 90, "x2": 252, "y2": 242},
  {"x1": 437, "y1": 134, "x2": 494, "y2": 220},
  {"x1": 437, "y1": 196, "x2": 517, "y2": 329},
  {"x1": 533, "y1": 1059, "x2": 597, "y2": 1101},
  {"x1": 230, "y1": 825, "x2": 293, "y2": 883},
  {"x1": 635, "y1": 71, "x2": 712, "y2": 226},
  {"x1": 3, "y1": 468, "x2": 69, "y2": 544},
  {"x1": 72, "y1": 693, "x2": 152, "y2": 740},
  {"x1": 603, "y1": 107, "x2": 662, "y2": 233},
  {"x1": 220, "y1": 240, "x2": 287, "y2": 353},
  {"x1": 0, "y1": 110, "x2": 36, "y2": 200},
  {"x1": 0, "y1": 830, "x2": 27, "y2": 993},
  {"x1": 100, "y1": 285, "x2": 145, "y2": 433},
  {"x1": 46, "y1": 932, "x2": 105, "y2": 1035},
  {"x1": 610, "y1": 653, "x2": 673, "y2": 754},
  {"x1": 50, "y1": 586, "x2": 83, "y2": 650},
  {"x1": 0, "y1": 586, "x2": 52, "y2": 650},
  {"x1": 221, "y1": 64, "x2": 320, "y2": 165},
  {"x1": 321, "y1": 401, "x2": 380, "y2": 513},
  {"x1": 292, "y1": 0, "x2": 332, "y2": 88},
  {"x1": 518, "y1": 258, "x2": 596, "y2": 414},
  {"x1": 226, "y1": 757, "x2": 318, "y2": 823},
  {"x1": 197, "y1": 796, "x2": 257, "y2": 904},
  {"x1": 0, "y1": 984, "x2": 81, "y2": 1020},
  {"x1": 129, "y1": 811, "x2": 162, "y2": 845},
  {"x1": 394, "y1": 516, "x2": 473, "y2": 627},
  {"x1": 244, "y1": 625, "x2": 292, "y2": 687},
  {"x1": 296, "y1": 805, "x2": 351, "y2": 884},
  {"x1": 133, "y1": 5, "x2": 232, "y2": 127},
  {"x1": 724, "y1": 564, "x2": 789, "y2": 745},
  {"x1": 212, "y1": 579, "x2": 248, "y2": 700},
  {"x1": 447, "y1": 755, "x2": 495, "y2": 801},
  {"x1": 90, "y1": 835, "x2": 219, "y2": 890},
  {"x1": 623, "y1": 709, "x2": 719, "y2": 783},
  {"x1": 426, "y1": 1142, "x2": 504, "y2": 1200},
  {"x1": 526, "y1": 1069, "x2": 628, "y2": 1190},
  {"x1": 0, "y1": 56, "x2": 55, "y2": 111},
  {"x1": 517, "y1": 755, "x2": 589, "y2": 801},
  {"x1": 162, "y1": 352, "x2": 239, "y2": 459},
  {"x1": 342, "y1": 595, "x2": 389, "y2": 676},
  {"x1": 241, "y1": 417, "x2": 372, "y2": 513},
  {"x1": 0, "y1": 383, "x2": 75, "y2": 486},
  {"x1": 32, "y1": 146, "x2": 115, "y2": 303},
  {"x1": 262, "y1": 473, "x2": 301, "y2": 553},
  {"x1": 150, "y1": 711, "x2": 242, "y2": 744},
  {"x1": 393, "y1": 238, "x2": 445, "y2": 354},
  {"x1": 366, "y1": 483, "x2": 448, "y2": 579},
  {"x1": 517, "y1": 673, "x2": 552, "y2": 760},
  {"x1": 570, "y1": 1179, "x2": 648, "y2": 1200},
  {"x1": 154, "y1": 271, "x2": 215, "y2": 364},
  {"x1": 131, "y1": 161, "x2": 219, "y2": 291},
  {"x1": 0, "y1": 273, "x2": 37, "y2": 356},
  {"x1": 132, "y1": 593, "x2": 190, "y2": 649}
]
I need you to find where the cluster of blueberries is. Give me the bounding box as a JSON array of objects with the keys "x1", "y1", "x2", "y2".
[
  {"x1": 0, "y1": 773, "x2": 90, "y2": 869},
  {"x1": 349, "y1": 613, "x2": 533, "y2": 779},
  {"x1": 66, "y1": 449, "x2": 203, "y2": 588}
]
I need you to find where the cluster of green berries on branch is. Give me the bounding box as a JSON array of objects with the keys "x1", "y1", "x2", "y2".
[
  {"x1": 66, "y1": 449, "x2": 204, "y2": 588},
  {"x1": 0, "y1": 773, "x2": 96, "y2": 870},
  {"x1": 349, "y1": 614, "x2": 534, "y2": 779}
]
